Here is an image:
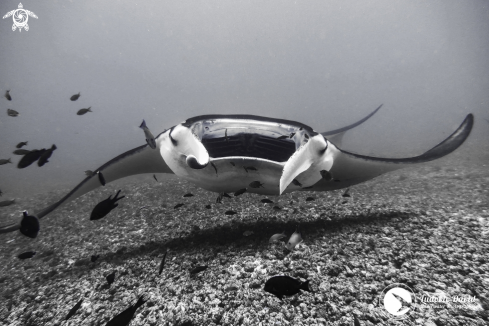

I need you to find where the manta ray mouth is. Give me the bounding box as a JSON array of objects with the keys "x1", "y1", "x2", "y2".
[{"x1": 186, "y1": 115, "x2": 316, "y2": 163}]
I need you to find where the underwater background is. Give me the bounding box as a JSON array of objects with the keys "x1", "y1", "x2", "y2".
[{"x1": 1, "y1": 1, "x2": 488, "y2": 325}]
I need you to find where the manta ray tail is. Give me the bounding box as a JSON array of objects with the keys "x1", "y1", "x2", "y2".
[
  {"x1": 0, "y1": 144, "x2": 172, "y2": 234},
  {"x1": 311, "y1": 114, "x2": 474, "y2": 191}
]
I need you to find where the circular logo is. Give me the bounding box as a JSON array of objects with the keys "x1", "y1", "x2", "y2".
[{"x1": 379, "y1": 283, "x2": 416, "y2": 319}]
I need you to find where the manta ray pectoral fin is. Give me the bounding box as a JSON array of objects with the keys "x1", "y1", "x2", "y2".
[
  {"x1": 321, "y1": 104, "x2": 382, "y2": 137},
  {"x1": 312, "y1": 113, "x2": 474, "y2": 191},
  {"x1": 279, "y1": 135, "x2": 332, "y2": 194},
  {"x1": 0, "y1": 144, "x2": 173, "y2": 235}
]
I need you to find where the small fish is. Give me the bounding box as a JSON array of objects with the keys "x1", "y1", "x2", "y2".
[
  {"x1": 286, "y1": 226, "x2": 303, "y2": 251},
  {"x1": 0, "y1": 189, "x2": 2, "y2": 196},
  {"x1": 159, "y1": 250, "x2": 168, "y2": 275},
  {"x1": 225, "y1": 128, "x2": 229, "y2": 142},
  {"x1": 16, "y1": 141, "x2": 28, "y2": 148},
  {"x1": 276, "y1": 135, "x2": 288, "y2": 140},
  {"x1": 65, "y1": 299, "x2": 83, "y2": 321},
  {"x1": 17, "y1": 251, "x2": 36, "y2": 260},
  {"x1": 7, "y1": 109, "x2": 19, "y2": 117},
  {"x1": 189, "y1": 265, "x2": 208, "y2": 275},
  {"x1": 205, "y1": 204, "x2": 211, "y2": 209},
  {"x1": 90, "y1": 190, "x2": 125, "y2": 220},
  {"x1": 234, "y1": 188, "x2": 247, "y2": 197},
  {"x1": 342, "y1": 200, "x2": 348, "y2": 204},
  {"x1": 225, "y1": 210, "x2": 237, "y2": 215},
  {"x1": 264, "y1": 275, "x2": 311, "y2": 300},
  {"x1": 153, "y1": 174, "x2": 158, "y2": 181},
  {"x1": 342, "y1": 188, "x2": 351, "y2": 198},
  {"x1": 139, "y1": 120, "x2": 157, "y2": 149},
  {"x1": 261, "y1": 198, "x2": 274, "y2": 204},
  {"x1": 19, "y1": 211, "x2": 40, "y2": 238},
  {"x1": 243, "y1": 230, "x2": 254, "y2": 236},
  {"x1": 229, "y1": 162, "x2": 235, "y2": 166},
  {"x1": 216, "y1": 193, "x2": 223, "y2": 203},
  {"x1": 249, "y1": 181, "x2": 264, "y2": 188},
  {"x1": 211, "y1": 162, "x2": 218, "y2": 174},
  {"x1": 302, "y1": 186, "x2": 314, "y2": 189},
  {"x1": 222, "y1": 193, "x2": 231, "y2": 198},
  {"x1": 243, "y1": 166, "x2": 257, "y2": 173},
  {"x1": 305, "y1": 197, "x2": 315, "y2": 201},
  {"x1": 18, "y1": 149, "x2": 47, "y2": 168},
  {"x1": 77, "y1": 107, "x2": 92, "y2": 115},
  {"x1": 105, "y1": 296, "x2": 146, "y2": 326},
  {"x1": 85, "y1": 170, "x2": 95, "y2": 176},
  {"x1": 292, "y1": 179, "x2": 302, "y2": 187},
  {"x1": 38, "y1": 144, "x2": 57, "y2": 167},
  {"x1": 269, "y1": 231, "x2": 286, "y2": 243},
  {"x1": 272, "y1": 205, "x2": 282, "y2": 211},
  {"x1": 0, "y1": 158, "x2": 12, "y2": 165},
  {"x1": 289, "y1": 132, "x2": 296, "y2": 138},
  {"x1": 183, "y1": 193, "x2": 194, "y2": 197},
  {"x1": 320, "y1": 170, "x2": 333, "y2": 181},
  {"x1": 0, "y1": 199, "x2": 15, "y2": 207},
  {"x1": 91, "y1": 255, "x2": 100, "y2": 262},
  {"x1": 97, "y1": 171, "x2": 106, "y2": 186},
  {"x1": 5, "y1": 90, "x2": 12, "y2": 101},
  {"x1": 106, "y1": 271, "x2": 116, "y2": 286},
  {"x1": 13, "y1": 149, "x2": 31, "y2": 155},
  {"x1": 70, "y1": 92, "x2": 80, "y2": 101},
  {"x1": 354, "y1": 315, "x2": 362, "y2": 326},
  {"x1": 174, "y1": 203, "x2": 184, "y2": 209}
]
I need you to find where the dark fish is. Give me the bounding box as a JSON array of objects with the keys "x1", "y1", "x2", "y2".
[
  {"x1": 13, "y1": 149, "x2": 31, "y2": 155},
  {"x1": 342, "y1": 188, "x2": 351, "y2": 198},
  {"x1": 269, "y1": 231, "x2": 286, "y2": 243},
  {"x1": 106, "y1": 271, "x2": 116, "y2": 286},
  {"x1": 153, "y1": 174, "x2": 158, "y2": 181},
  {"x1": 243, "y1": 166, "x2": 257, "y2": 173},
  {"x1": 5, "y1": 90, "x2": 12, "y2": 101},
  {"x1": 159, "y1": 250, "x2": 168, "y2": 275},
  {"x1": 292, "y1": 179, "x2": 302, "y2": 187},
  {"x1": 90, "y1": 190, "x2": 125, "y2": 220},
  {"x1": 354, "y1": 315, "x2": 362, "y2": 326},
  {"x1": 222, "y1": 193, "x2": 231, "y2": 198},
  {"x1": 225, "y1": 128, "x2": 229, "y2": 142},
  {"x1": 85, "y1": 170, "x2": 95, "y2": 176},
  {"x1": 91, "y1": 255, "x2": 100, "y2": 262},
  {"x1": 249, "y1": 181, "x2": 264, "y2": 188},
  {"x1": 183, "y1": 193, "x2": 194, "y2": 197},
  {"x1": 216, "y1": 193, "x2": 223, "y2": 203},
  {"x1": 286, "y1": 226, "x2": 303, "y2": 251},
  {"x1": 7, "y1": 109, "x2": 18, "y2": 117},
  {"x1": 305, "y1": 197, "x2": 315, "y2": 201},
  {"x1": 70, "y1": 92, "x2": 80, "y2": 101},
  {"x1": 272, "y1": 205, "x2": 282, "y2": 211},
  {"x1": 18, "y1": 149, "x2": 47, "y2": 168},
  {"x1": 65, "y1": 299, "x2": 83, "y2": 321},
  {"x1": 0, "y1": 199, "x2": 15, "y2": 207},
  {"x1": 276, "y1": 135, "x2": 288, "y2": 140},
  {"x1": 225, "y1": 210, "x2": 237, "y2": 215},
  {"x1": 261, "y1": 198, "x2": 274, "y2": 204},
  {"x1": 205, "y1": 204, "x2": 211, "y2": 209},
  {"x1": 17, "y1": 251, "x2": 36, "y2": 260},
  {"x1": 289, "y1": 132, "x2": 296, "y2": 138},
  {"x1": 264, "y1": 275, "x2": 311, "y2": 300},
  {"x1": 19, "y1": 211, "x2": 40, "y2": 238},
  {"x1": 97, "y1": 171, "x2": 106, "y2": 186},
  {"x1": 234, "y1": 188, "x2": 247, "y2": 197},
  {"x1": 320, "y1": 170, "x2": 333, "y2": 181},
  {"x1": 16, "y1": 141, "x2": 28, "y2": 148},
  {"x1": 302, "y1": 186, "x2": 313, "y2": 189},
  {"x1": 0, "y1": 189, "x2": 2, "y2": 196},
  {"x1": 139, "y1": 120, "x2": 156, "y2": 149},
  {"x1": 105, "y1": 296, "x2": 146, "y2": 326},
  {"x1": 189, "y1": 265, "x2": 207, "y2": 275},
  {"x1": 342, "y1": 200, "x2": 348, "y2": 204},
  {"x1": 174, "y1": 203, "x2": 184, "y2": 209},
  {"x1": 77, "y1": 107, "x2": 92, "y2": 115},
  {"x1": 38, "y1": 144, "x2": 57, "y2": 167},
  {"x1": 229, "y1": 162, "x2": 235, "y2": 166},
  {"x1": 211, "y1": 162, "x2": 218, "y2": 174},
  {"x1": 0, "y1": 158, "x2": 12, "y2": 165}
]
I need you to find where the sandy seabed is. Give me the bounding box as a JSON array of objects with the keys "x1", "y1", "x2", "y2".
[{"x1": 0, "y1": 153, "x2": 488, "y2": 326}]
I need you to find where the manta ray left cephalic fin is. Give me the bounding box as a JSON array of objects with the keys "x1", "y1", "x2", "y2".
[{"x1": 0, "y1": 144, "x2": 172, "y2": 234}]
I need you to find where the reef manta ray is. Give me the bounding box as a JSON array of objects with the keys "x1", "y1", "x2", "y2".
[{"x1": 0, "y1": 106, "x2": 474, "y2": 234}]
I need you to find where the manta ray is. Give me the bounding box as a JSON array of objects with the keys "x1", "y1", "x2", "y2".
[{"x1": 0, "y1": 106, "x2": 473, "y2": 235}]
